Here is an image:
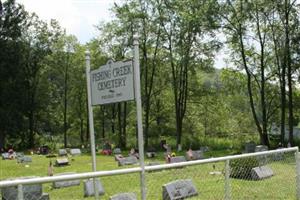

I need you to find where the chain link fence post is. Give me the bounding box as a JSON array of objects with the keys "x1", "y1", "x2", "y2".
[
  {"x1": 295, "y1": 149, "x2": 300, "y2": 200},
  {"x1": 224, "y1": 159, "x2": 231, "y2": 200},
  {"x1": 17, "y1": 184, "x2": 24, "y2": 200}
]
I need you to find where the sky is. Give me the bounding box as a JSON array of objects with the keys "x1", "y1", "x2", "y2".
[
  {"x1": 16, "y1": 0, "x2": 120, "y2": 44},
  {"x1": 14, "y1": 0, "x2": 226, "y2": 68}
]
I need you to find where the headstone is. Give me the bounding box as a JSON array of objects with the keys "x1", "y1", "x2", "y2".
[
  {"x1": 83, "y1": 178, "x2": 105, "y2": 197},
  {"x1": 46, "y1": 154, "x2": 57, "y2": 158},
  {"x1": 147, "y1": 162, "x2": 160, "y2": 166},
  {"x1": 109, "y1": 192, "x2": 137, "y2": 200},
  {"x1": 55, "y1": 158, "x2": 69, "y2": 166},
  {"x1": 251, "y1": 166, "x2": 274, "y2": 180},
  {"x1": 273, "y1": 148, "x2": 284, "y2": 161},
  {"x1": 244, "y1": 142, "x2": 256, "y2": 153},
  {"x1": 162, "y1": 179, "x2": 198, "y2": 200},
  {"x1": 186, "y1": 150, "x2": 204, "y2": 161},
  {"x1": 58, "y1": 149, "x2": 67, "y2": 156},
  {"x1": 146, "y1": 152, "x2": 156, "y2": 158},
  {"x1": 70, "y1": 148, "x2": 81, "y2": 156},
  {"x1": 199, "y1": 146, "x2": 209, "y2": 152},
  {"x1": 170, "y1": 156, "x2": 186, "y2": 164},
  {"x1": 16, "y1": 152, "x2": 24, "y2": 158},
  {"x1": 2, "y1": 153, "x2": 9, "y2": 160},
  {"x1": 255, "y1": 145, "x2": 268, "y2": 152},
  {"x1": 113, "y1": 148, "x2": 122, "y2": 154},
  {"x1": 53, "y1": 172, "x2": 80, "y2": 188},
  {"x1": 1, "y1": 177, "x2": 49, "y2": 200},
  {"x1": 17, "y1": 156, "x2": 32, "y2": 163},
  {"x1": 255, "y1": 145, "x2": 269, "y2": 166},
  {"x1": 118, "y1": 156, "x2": 138, "y2": 166}
]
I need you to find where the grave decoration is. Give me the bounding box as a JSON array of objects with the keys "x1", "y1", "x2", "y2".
[
  {"x1": 83, "y1": 178, "x2": 105, "y2": 197},
  {"x1": 1, "y1": 177, "x2": 49, "y2": 200},
  {"x1": 53, "y1": 172, "x2": 80, "y2": 188},
  {"x1": 162, "y1": 179, "x2": 198, "y2": 200},
  {"x1": 109, "y1": 192, "x2": 137, "y2": 200}
]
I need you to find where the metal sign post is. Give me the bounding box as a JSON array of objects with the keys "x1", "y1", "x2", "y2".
[
  {"x1": 85, "y1": 50, "x2": 99, "y2": 200},
  {"x1": 133, "y1": 35, "x2": 146, "y2": 200}
]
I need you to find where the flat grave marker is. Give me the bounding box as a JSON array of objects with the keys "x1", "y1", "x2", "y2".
[
  {"x1": 118, "y1": 156, "x2": 138, "y2": 166},
  {"x1": 53, "y1": 172, "x2": 80, "y2": 188},
  {"x1": 169, "y1": 156, "x2": 186, "y2": 164},
  {"x1": 17, "y1": 156, "x2": 32, "y2": 163},
  {"x1": 55, "y1": 158, "x2": 69, "y2": 166},
  {"x1": 109, "y1": 192, "x2": 137, "y2": 200},
  {"x1": 162, "y1": 179, "x2": 198, "y2": 200}
]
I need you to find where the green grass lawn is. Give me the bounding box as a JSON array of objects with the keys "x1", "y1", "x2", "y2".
[{"x1": 0, "y1": 151, "x2": 297, "y2": 200}]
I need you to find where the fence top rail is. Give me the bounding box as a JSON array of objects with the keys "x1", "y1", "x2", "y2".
[
  {"x1": 0, "y1": 166, "x2": 142, "y2": 188},
  {"x1": 145, "y1": 147, "x2": 299, "y2": 171},
  {"x1": 0, "y1": 147, "x2": 297, "y2": 188}
]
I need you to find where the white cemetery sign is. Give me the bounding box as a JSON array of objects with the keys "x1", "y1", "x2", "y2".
[{"x1": 90, "y1": 60, "x2": 134, "y2": 105}]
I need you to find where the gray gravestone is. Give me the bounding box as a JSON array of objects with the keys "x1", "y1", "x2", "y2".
[
  {"x1": 255, "y1": 145, "x2": 269, "y2": 166},
  {"x1": 109, "y1": 193, "x2": 137, "y2": 200},
  {"x1": 251, "y1": 166, "x2": 274, "y2": 180},
  {"x1": 199, "y1": 146, "x2": 209, "y2": 152},
  {"x1": 113, "y1": 148, "x2": 122, "y2": 154},
  {"x1": 2, "y1": 153, "x2": 9, "y2": 160},
  {"x1": 16, "y1": 152, "x2": 24, "y2": 158},
  {"x1": 83, "y1": 179, "x2": 105, "y2": 197},
  {"x1": 53, "y1": 172, "x2": 80, "y2": 188},
  {"x1": 162, "y1": 179, "x2": 198, "y2": 200},
  {"x1": 70, "y1": 149, "x2": 81, "y2": 156},
  {"x1": 170, "y1": 156, "x2": 186, "y2": 163},
  {"x1": 55, "y1": 158, "x2": 69, "y2": 166},
  {"x1": 273, "y1": 148, "x2": 284, "y2": 161},
  {"x1": 58, "y1": 149, "x2": 67, "y2": 156},
  {"x1": 244, "y1": 142, "x2": 256, "y2": 153},
  {"x1": 1, "y1": 177, "x2": 49, "y2": 200},
  {"x1": 186, "y1": 150, "x2": 204, "y2": 161},
  {"x1": 118, "y1": 156, "x2": 138, "y2": 166},
  {"x1": 255, "y1": 145, "x2": 268, "y2": 152},
  {"x1": 17, "y1": 156, "x2": 32, "y2": 163},
  {"x1": 146, "y1": 152, "x2": 156, "y2": 158}
]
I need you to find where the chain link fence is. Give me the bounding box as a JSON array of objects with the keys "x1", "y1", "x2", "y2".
[{"x1": 0, "y1": 147, "x2": 299, "y2": 200}]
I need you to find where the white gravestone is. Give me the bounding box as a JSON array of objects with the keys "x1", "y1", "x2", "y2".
[
  {"x1": 58, "y1": 149, "x2": 67, "y2": 156},
  {"x1": 70, "y1": 148, "x2": 81, "y2": 156}
]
